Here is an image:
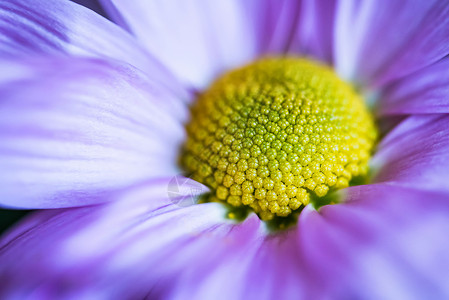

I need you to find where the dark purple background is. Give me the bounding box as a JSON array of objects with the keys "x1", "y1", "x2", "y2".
[{"x1": 71, "y1": 0, "x2": 106, "y2": 16}]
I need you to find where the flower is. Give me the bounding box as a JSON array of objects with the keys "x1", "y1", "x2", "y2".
[{"x1": 1, "y1": 0, "x2": 449, "y2": 299}]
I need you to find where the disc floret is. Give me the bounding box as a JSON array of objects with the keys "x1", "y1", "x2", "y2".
[{"x1": 181, "y1": 58, "x2": 376, "y2": 220}]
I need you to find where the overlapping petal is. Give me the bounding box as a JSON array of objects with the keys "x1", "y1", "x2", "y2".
[
  {"x1": 2, "y1": 181, "x2": 448, "y2": 299},
  {"x1": 0, "y1": 177, "x2": 316, "y2": 299},
  {"x1": 100, "y1": 0, "x2": 302, "y2": 90},
  {"x1": 371, "y1": 115, "x2": 449, "y2": 194},
  {"x1": 0, "y1": 56, "x2": 188, "y2": 208},
  {"x1": 378, "y1": 58, "x2": 449, "y2": 115},
  {"x1": 0, "y1": 179, "x2": 232, "y2": 299},
  {"x1": 334, "y1": 0, "x2": 449, "y2": 88},
  {"x1": 98, "y1": 0, "x2": 449, "y2": 94},
  {"x1": 0, "y1": 0, "x2": 182, "y2": 92},
  {"x1": 303, "y1": 184, "x2": 449, "y2": 299},
  {"x1": 1, "y1": 0, "x2": 448, "y2": 298},
  {"x1": 290, "y1": 0, "x2": 336, "y2": 64}
]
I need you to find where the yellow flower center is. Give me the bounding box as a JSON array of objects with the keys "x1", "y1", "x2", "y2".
[{"x1": 181, "y1": 57, "x2": 377, "y2": 220}]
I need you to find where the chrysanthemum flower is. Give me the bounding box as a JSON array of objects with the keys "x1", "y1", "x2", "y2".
[{"x1": 1, "y1": 0, "x2": 449, "y2": 298}]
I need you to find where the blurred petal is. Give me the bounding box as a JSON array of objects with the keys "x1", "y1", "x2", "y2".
[
  {"x1": 0, "y1": 56, "x2": 188, "y2": 209},
  {"x1": 290, "y1": 0, "x2": 337, "y2": 64},
  {"x1": 100, "y1": 0, "x2": 301, "y2": 90},
  {"x1": 0, "y1": 175, "x2": 315, "y2": 300},
  {"x1": 0, "y1": 0, "x2": 181, "y2": 91},
  {"x1": 2, "y1": 182, "x2": 448, "y2": 298},
  {"x1": 378, "y1": 58, "x2": 449, "y2": 115},
  {"x1": 335, "y1": 0, "x2": 449, "y2": 88},
  {"x1": 0, "y1": 179, "x2": 235, "y2": 299},
  {"x1": 302, "y1": 184, "x2": 449, "y2": 299},
  {"x1": 371, "y1": 115, "x2": 449, "y2": 194},
  {"x1": 256, "y1": 0, "x2": 302, "y2": 55}
]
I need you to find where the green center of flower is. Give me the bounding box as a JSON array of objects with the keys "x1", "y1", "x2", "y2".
[{"x1": 181, "y1": 57, "x2": 377, "y2": 221}]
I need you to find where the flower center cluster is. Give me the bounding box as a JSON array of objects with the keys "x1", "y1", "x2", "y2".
[{"x1": 181, "y1": 58, "x2": 376, "y2": 220}]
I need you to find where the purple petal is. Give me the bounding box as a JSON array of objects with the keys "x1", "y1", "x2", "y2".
[
  {"x1": 0, "y1": 0, "x2": 182, "y2": 92},
  {"x1": 98, "y1": 0, "x2": 257, "y2": 90},
  {"x1": 2, "y1": 182, "x2": 448, "y2": 298},
  {"x1": 0, "y1": 56, "x2": 188, "y2": 209},
  {"x1": 99, "y1": 0, "x2": 301, "y2": 90},
  {"x1": 303, "y1": 184, "x2": 449, "y2": 298},
  {"x1": 255, "y1": 0, "x2": 302, "y2": 55},
  {"x1": 0, "y1": 175, "x2": 312, "y2": 299},
  {"x1": 378, "y1": 58, "x2": 449, "y2": 115},
  {"x1": 290, "y1": 0, "x2": 337, "y2": 64},
  {"x1": 334, "y1": 0, "x2": 449, "y2": 88},
  {"x1": 0, "y1": 179, "x2": 234, "y2": 299},
  {"x1": 371, "y1": 115, "x2": 449, "y2": 194}
]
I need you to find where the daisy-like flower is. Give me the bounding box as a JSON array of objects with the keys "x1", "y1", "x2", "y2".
[{"x1": 1, "y1": 0, "x2": 449, "y2": 298}]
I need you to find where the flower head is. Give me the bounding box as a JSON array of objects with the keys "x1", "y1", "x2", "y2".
[
  {"x1": 1, "y1": 0, "x2": 449, "y2": 299},
  {"x1": 181, "y1": 57, "x2": 376, "y2": 220}
]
